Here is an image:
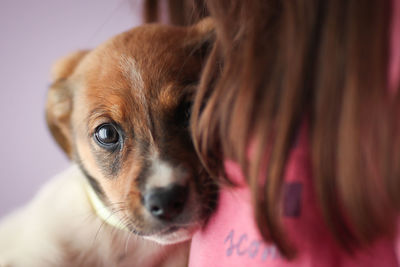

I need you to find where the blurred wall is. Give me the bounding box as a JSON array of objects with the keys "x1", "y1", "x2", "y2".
[{"x1": 0, "y1": 0, "x2": 142, "y2": 217}]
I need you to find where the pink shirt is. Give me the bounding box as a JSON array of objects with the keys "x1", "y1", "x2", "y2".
[{"x1": 189, "y1": 1, "x2": 400, "y2": 266}]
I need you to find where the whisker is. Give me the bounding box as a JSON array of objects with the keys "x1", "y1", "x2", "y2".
[
  {"x1": 92, "y1": 206, "x2": 127, "y2": 246},
  {"x1": 93, "y1": 217, "x2": 109, "y2": 246},
  {"x1": 124, "y1": 231, "x2": 133, "y2": 255}
]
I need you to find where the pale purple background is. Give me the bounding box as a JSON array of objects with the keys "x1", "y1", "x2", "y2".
[{"x1": 0, "y1": 0, "x2": 143, "y2": 218}]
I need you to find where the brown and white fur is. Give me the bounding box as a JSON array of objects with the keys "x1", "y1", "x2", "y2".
[{"x1": 0, "y1": 19, "x2": 216, "y2": 267}]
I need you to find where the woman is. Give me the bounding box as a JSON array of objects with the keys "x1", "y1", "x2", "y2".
[{"x1": 146, "y1": 0, "x2": 400, "y2": 266}]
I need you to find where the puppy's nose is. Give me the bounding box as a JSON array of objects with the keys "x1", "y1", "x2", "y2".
[{"x1": 144, "y1": 184, "x2": 188, "y2": 221}]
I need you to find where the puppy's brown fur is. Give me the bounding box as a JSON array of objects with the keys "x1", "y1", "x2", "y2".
[{"x1": 0, "y1": 19, "x2": 215, "y2": 267}]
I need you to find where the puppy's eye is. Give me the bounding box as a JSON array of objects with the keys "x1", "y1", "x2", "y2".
[{"x1": 94, "y1": 124, "x2": 120, "y2": 147}]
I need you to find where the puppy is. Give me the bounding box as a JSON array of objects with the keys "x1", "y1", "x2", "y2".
[{"x1": 0, "y1": 19, "x2": 215, "y2": 267}]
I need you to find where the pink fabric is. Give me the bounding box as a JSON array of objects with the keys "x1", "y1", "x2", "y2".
[
  {"x1": 190, "y1": 124, "x2": 398, "y2": 267},
  {"x1": 189, "y1": 3, "x2": 400, "y2": 265}
]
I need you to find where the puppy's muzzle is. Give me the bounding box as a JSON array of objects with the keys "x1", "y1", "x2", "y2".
[{"x1": 144, "y1": 184, "x2": 188, "y2": 222}]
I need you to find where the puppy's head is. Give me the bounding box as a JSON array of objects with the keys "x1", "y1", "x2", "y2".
[{"x1": 46, "y1": 19, "x2": 216, "y2": 244}]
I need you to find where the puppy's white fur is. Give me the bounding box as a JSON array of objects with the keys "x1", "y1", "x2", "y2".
[{"x1": 0, "y1": 165, "x2": 188, "y2": 267}]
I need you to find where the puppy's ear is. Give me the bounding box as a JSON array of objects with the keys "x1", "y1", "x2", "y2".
[
  {"x1": 191, "y1": 17, "x2": 214, "y2": 37},
  {"x1": 46, "y1": 51, "x2": 88, "y2": 158},
  {"x1": 187, "y1": 17, "x2": 215, "y2": 55},
  {"x1": 179, "y1": 17, "x2": 216, "y2": 87}
]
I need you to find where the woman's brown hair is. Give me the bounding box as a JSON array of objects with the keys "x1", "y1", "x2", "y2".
[{"x1": 145, "y1": 0, "x2": 400, "y2": 258}]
